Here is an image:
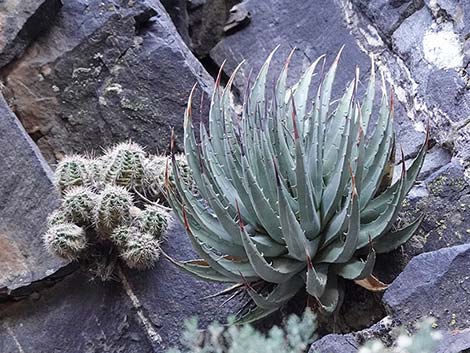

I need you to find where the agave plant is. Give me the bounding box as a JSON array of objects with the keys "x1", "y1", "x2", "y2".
[{"x1": 165, "y1": 48, "x2": 428, "y2": 323}]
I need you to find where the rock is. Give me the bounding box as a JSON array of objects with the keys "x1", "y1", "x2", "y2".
[
  {"x1": 436, "y1": 329, "x2": 470, "y2": 353},
  {"x1": 308, "y1": 333, "x2": 358, "y2": 353},
  {"x1": 0, "y1": 92, "x2": 65, "y2": 296},
  {"x1": 0, "y1": 219, "x2": 232, "y2": 352},
  {"x1": 350, "y1": 0, "x2": 470, "y2": 170},
  {"x1": 161, "y1": 0, "x2": 191, "y2": 45},
  {"x1": 375, "y1": 160, "x2": 470, "y2": 283},
  {"x1": 210, "y1": 0, "x2": 371, "y2": 91},
  {"x1": 1, "y1": 0, "x2": 213, "y2": 164},
  {"x1": 351, "y1": 0, "x2": 425, "y2": 38},
  {"x1": 188, "y1": 0, "x2": 237, "y2": 58},
  {"x1": 309, "y1": 317, "x2": 397, "y2": 353},
  {"x1": 0, "y1": 0, "x2": 62, "y2": 68},
  {"x1": 383, "y1": 243, "x2": 470, "y2": 330}
]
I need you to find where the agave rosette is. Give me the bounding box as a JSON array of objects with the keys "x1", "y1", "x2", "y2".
[{"x1": 165, "y1": 48, "x2": 427, "y2": 323}]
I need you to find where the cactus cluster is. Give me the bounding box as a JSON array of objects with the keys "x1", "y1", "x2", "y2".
[
  {"x1": 166, "y1": 49, "x2": 428, "y2": 323},
  {"x1": 44, "y1": 142, "x2": 175, "y2": 278}
]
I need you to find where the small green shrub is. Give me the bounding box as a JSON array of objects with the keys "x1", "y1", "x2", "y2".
[
  {"x1": 168, "y1": 310, "x2": 317, "y2": 353},
  {"x1": 168, "y1": 313, "x2": 441, "y2": 353},
  {"x1": 44, "y1": 142, "x2": 180, "y2": 279}
]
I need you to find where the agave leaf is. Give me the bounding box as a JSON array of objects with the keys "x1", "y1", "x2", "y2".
[
  {"x1": 376, "y1": 135, "x2": 395, "y2": 194},
  {"x1": 363, "y1": 80, "x2": 389, "y2": 172},
  {"x1": 248, "y1": 46, "x2": 279, "y2": 121},
  {"x1": 324, "y1": 79, "x2": 355, "y2": 175},
  {"x1": 241, "y1": 156, "x2": 284, "y2": 243},
  {"x1": 293, "y1": 116, "x2": 321, "y2": 240},
  {"x1": 223, "y1": 139, "x2": 259, "y2": 226},
  {"x1": 403, "y1": 127, "x2": 429, "y2": 194},
  {"x1": 168, "y1": 189, "x2": 247, "y2": 257},
  {"x1": 354, "y1": 274, "x2": 388, "y2": 292},
  {"x1": 182, "y1": 86, "x2": 209, "y2": 199},
  {"x1": 333, "y1": 248, "x2": 376, "y2": 280},
  {"x1": 247, "y1": 275, "x2": 305, "y2": 309},
  {"x1": 274, "y1": 109, "x2": 296, "y2": 187},
  {"x1": 317, "y1": 186, "x2": 359, "y2": 263},
  {"x1": 306, "y1": 263, "x2": 329, "y2": 298},
  {"x1": 317, "y1": 273, "x2": 342, "y2": 313},
  {"x1": 290, "y1": 56, "x2": 324, "y2": 136},
  {"x1": 250, "y1": 233, "x2": 287, "y2": 257},
  {"x1": 321, "y1": 196, "x2": 350, "y2": 248},
  {"x1": 277, "y1": 167, "x2": 312, "y2": 261},
  {"x1": 169, "y1": 153, "x2": 247, "y2": 252},
  {"x1": 163, "y1": 256, "x2": 237, "y2": 283},
  {"x1": 360, "y1": 129, "x2": 428, "y2": 223},
  {"x1": 208, "y1": 68, "x2": 228, "y2": 173},
  {"x1": 320, "y1": 48, "x2": 344, "y2": 127},
  {"x1": 170, "y1": 199, "x2": 248, "y2": 281},
  {"x1": 201, "y1": 131, "x2": 258, "y2": 225},
  {"x1": 358, "y1": 160, "x2": 406, "y2": 248},
  {"x1": 235, "y1": 305, "x2": 278, "y2": 325},
  {"x1": 360, "y1": 100, "x2": 394, "y2": 209},
  {"x1": 321, "y1": 106, "x2": 357, "y2": 223},
  {"x1": 361, "y1": 58, "x2": 376, "y2": 134},
  {"x1": 239, "y1": 222, "x2": 304, "y2": 283},
  {"x1": 374, "y1": 215, "x2": 423, "y2": 254}
]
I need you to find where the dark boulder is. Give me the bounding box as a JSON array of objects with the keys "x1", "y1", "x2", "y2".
[
  {"x1": 1, "y1": 0, "x2": 213, "y2": 164},
  {"x1": 0, "y1": 92, "x2": 65, "y2": 297},
  {"x1": 0, "y1": 0, "x2": 62, "y2": 68}
]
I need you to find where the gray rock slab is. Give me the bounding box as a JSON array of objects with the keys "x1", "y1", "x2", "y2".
[
  {"x1": 2, "y1": 0, "x2": 213, "y2": 164},
  {"x1": 0, "y1": 219, "x2": 232, "y2": 352},
  {"x1": 0, "y1": 92, "x2": 65, "y2": 294},
  {"x1": 0, "y1": 0, "x2": 62, "y2": 68},
  {"x1": 383, "y1": 243, "x2": 470, "y2": 330},
  {"x1": 436, "y1": 329, "x2": 470, "y2": 353},
  {"x1": 210, "y1": 0, "x2": 371, "y2": 92},
  {"x1": 351, "y1": 0, "x2": 425, "y2": 37}
]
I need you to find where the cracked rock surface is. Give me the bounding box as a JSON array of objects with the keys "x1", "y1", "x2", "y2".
[
  {"x1": 1, "y1": 0, "x2": 212, "y2": 164},
  {"x1": 0, "y1": 0, "x2": 62, "y2": 68},
  {"x1": 0, "y1": 92, "x2": 66, "y2": 297}
]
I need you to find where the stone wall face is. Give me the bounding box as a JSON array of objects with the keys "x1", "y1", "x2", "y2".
[{"x1": 0, "y1": 0, "x2": 469, "y2": 352}]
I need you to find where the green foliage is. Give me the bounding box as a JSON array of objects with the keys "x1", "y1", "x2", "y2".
[
  {"x1": 44, "y1": 142, "x2": 171, "y2": 279},
  {"x1": 168, "y1": 310, "x2": 317, "y2": 353},
  {"x1": 95, "y1": 185, "x2": 133, "y2": 233},
  {"x1": 102, "y1": 142, "x2": 146, "y2": 188},
  {"x1": 168, "y1": 314, "x2": 441, "y2": 353},
  {"x1": 137, "y1": 205, "x2": 168, "y2": 238},
  {"x1": 43, "y1": 223, "x2": 88, "y2": 260},
  {"x1": 62, "y1": 186, "x2": 96, "y2": 224},
  {"x1": 167, "y1": 48, "x2": 428, "y2": 322},
  {"x1": 120, "y1": 232, "x2": 161, "y2": 269},
  {"x1": 54, "y1": 155, "x2": 90, "y2": 194}
]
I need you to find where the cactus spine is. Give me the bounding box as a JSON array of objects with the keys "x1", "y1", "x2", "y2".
[{"x1": 45, "y1": 141, "x2": 172, "y2": 279}]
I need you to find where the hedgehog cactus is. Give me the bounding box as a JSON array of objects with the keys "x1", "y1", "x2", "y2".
[
  {"x1": 166, "y1": 48, "x2": 428, "y2": 323},
  {"x1": 102, "y1": 142, "x2": 146, "y2": 189},
  {"x1": 137, "y1": 205, "x2": 168, "y2": 238},
  {"x1": 44, "y1": 142, "x2": 169, "y2": 277},
  {"x1": 54, "y1": 155, "x2": 90, "y2": 194},
  {"x1": 43, "y1": 223, "x2": 87, "y2": 260},
  {"x1": 120, "y1": 232, "x2": 161, "y2": 269},
  {"x1": 95, "y1": 185, "x2": 133, "y2": 234},
  {"x1": 62, "y1": 186, "x2": 96, "y2": 224}
]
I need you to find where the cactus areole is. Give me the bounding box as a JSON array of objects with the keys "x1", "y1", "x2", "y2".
[{"x1": 166, "y1": 48, "x2": 428, "y2": 323}]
